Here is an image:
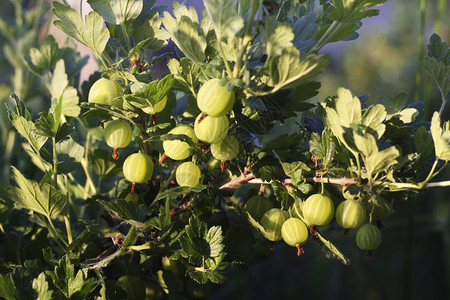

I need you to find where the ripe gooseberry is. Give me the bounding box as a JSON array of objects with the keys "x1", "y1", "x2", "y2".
[
  {"x1": 163, "y1": 125, "x2": 198, "y2": 160},
  {"x1": 175, "y1": 161, "x2": 201, "y2": 187},
  {"x1": 196, "y1": 78, "x2": 235, "y2": 117},
  {"x1": 104, "y1": 119, "x2": 132, "y2": 159},
  {"x1": 302, "y1": 193, "x2": 334, "y2": 228},
  {"x1": 356, "y1": 223, "x2": 382, "y2": 259},
  {"x1": 88, "y1": 78, "x2": 123, "y2": 105},
  {"x1": 244, "y1": 195, "x2": 273, "y2": 222},
  {"x1": 281, "y1": 218, "x2": 309, "y2": 256},
  {"x1": 260, "y1": 208, "x2": 288, "y2": 242},
  {"x1": 210, "y1": 135, "x2": 239, "y2": 161},
  {"x1": 335, "y1": 200, "x2": 366, "y2": 232},
  {"x1": 194, "y1": 113, "x2": 229, "y2": 144},
  {"x1": 123, "y1": 152, "x2": 154, "y2": 193}
]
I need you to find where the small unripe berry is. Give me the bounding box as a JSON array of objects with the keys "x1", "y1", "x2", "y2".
[
  {"x1": 88, "y1": 78, "x2": 123, "y2": 105},
  {"x1": 356, "y1": 223, "x2": 381, "y2": 250},
  {"x1": 104, "y1": 119, "x2": 132, "y2": 149},
  {"x1": 244, "y1": 195, "x2": 273, "y2": 222},
  {"x1": 335, "y1": 200, "x2": 366, "y2": 230},
  {"x1": 210, "y1": 135, "x2": 239, "y2": 161},
  {"x1": 123, "y1": 152, "x2": 154, "y2": 184},
  {"x1": 176, "y1": 161, "x2": 201, "y2": 187},
  {"x1": 261, "y1": 208, "x2": 288, "y2": 242},
  {"x1": 302, "y1": 194, "x2": 334, "y2": 227},
  {"x1": 281, "y1": 218, "x2": 308, "y2": 255},
  {"x1": 194, "y1": 113, "x2": 229, "y2": 144},
  {"x1": 197, "y1": 78, "x2": 235, "y2": 117},
  {"x1": 163, "y1": 125, "x2": 198, "y2": 160}
]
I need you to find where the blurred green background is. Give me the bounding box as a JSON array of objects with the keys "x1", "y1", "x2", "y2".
[{"x1": 0, "y1": 0, "x2": 448, "y2": 299}]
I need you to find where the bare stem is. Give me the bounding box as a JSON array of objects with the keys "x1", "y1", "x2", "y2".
[{"x1": 218, "y1": 172, "x2": 357, "y2": 190}]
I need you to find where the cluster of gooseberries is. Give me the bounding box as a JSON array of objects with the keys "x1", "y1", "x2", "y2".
[
  {"x1": 88, "y1": 77, "x2": 242, "y2": 195},
  {"x1": 244, "y1": 185, "x2": 388, "y2": 259}
]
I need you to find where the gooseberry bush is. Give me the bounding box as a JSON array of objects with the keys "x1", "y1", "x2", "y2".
[{"x1": 1, "y1": 0, "x2": 449, "y2": 298}]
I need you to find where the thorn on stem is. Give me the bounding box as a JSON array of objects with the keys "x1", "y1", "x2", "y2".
[
  {"x1": 131, "y1": 183, "x2": 136, "y2": 194},
  {"x1": 220, "y1": 161, "x2": 226, "y2": 171},
  {"x1": 296, "y1": 245, "x2": 304, "y2": 256},
  {"x1": 97, "y1": 121, "x2": 104, "y2": 129},
  {"x1": 343, "y1": 229, "x2": 349, "y2": 237}
]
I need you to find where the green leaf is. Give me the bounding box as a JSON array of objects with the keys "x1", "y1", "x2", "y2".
[
  {"x1": 90, "y1": 149, "x2": 124, "y2": 177},
  {"x1": 53, "y1": 1, "x2": 110, "y2": 58},
  {"x1": 167, "y1": 57, "x2": 200, "y2": 93},
  {"x1": 204, "y1": 0, "x2": 244, "y2": 40},
  {"x1": 423, "y1": 56, "x2": 450, "y2": 100},
  {"x1": 361, "y1": 104, "x2": 386, "y2": 138},
  {"x1": 329, "y1": 0, "x2": 386, "y2": 23},
  {"x1": 206, "y1": 226, "x2": 225, "y2": 258},
  {"x1": 11, "y1": 116, "x2": 47, "y2": 151},
  {"x1": 47, "y1": 60, "x2": 81, "y2": 118},
  {"x1": 366, "y1": 146, "x2": 400, "y2": 176},
  {"x1": 27, "y1": 35, "x2": 62, "y2": 74},
  {"x1": 98, "y1": 199, "x2": 147, "y2": 223},
  {"x1": 131, "y1": 74, "x2": 174, "y2": 112},
  {"x1": 56, "y1": 137, "x2": 85, "y2": 174},
  {"x1": 260, "y1": 18, "x2": 294, "y2": 59},
  {"x1": 0, "y1": 268, "x2": 34, "y2": 300},
  {"x1": 413, "y1": 126, "x2": 435, "y2": 166},
  {"x1": 427, "y1": 33, "x2": 449, "y2": 65},
  {"x1": 181, "y1": 215, "x2": 224, "y2": 261},
  {"x1": 32, "y1": 273, "x2": 53, "y2": 300},
  {"x1": 0, "y1": 274, "x2": 18, "y2": 300},
  {"x1": 378, "y1": 92, "x2": 407, "y2": 119},
  {"x1": 154, "y1": 185, "x2": 208, "y2": 201},
  {"x1": 80, "y1": 102, "x2": 139, "y2": 123},
  {"x1": 88, "y1": 0, "x2": 143, "y2": 24},
  {"x1": 34, "y1": 112, "x2": 57, "y2": 138},
  {"x1": 8, "y1": 167, "x2": 67, "y2": 217},
  {"x1": 354, "y1": 132, "x2": 378, "y2": 158},
  {"x1": 279, "y1": 160, "x2": 312, "y2": 187},
  {"x1": 252, "y1": 157, "x2": 285, "y2": 182},
  {"x1": 335, "y1": 87, "x2": 362, "y2": 126},
  {"x1": 268, "y1": 47, "x2": 328, "y2": 92},
  {"x1": 163, "y1": 5, "x2": 207, "y2": 64},
  {"x1": 131, "y1": 11, "x2": 169, "y2": 51},
  {"x1": 430, "y1": 111, "x2": 450, "y2": 161}
]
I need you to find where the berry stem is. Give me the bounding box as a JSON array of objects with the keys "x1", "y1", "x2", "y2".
[
  {"x1": 296, "y1": 245, "x2": 304, "y2": 256},
  {"x1": 376, "y1": 220, "x2": 384, "y2": 229},
  {"x1": 159, "y1": 153, "x2": 167, "y2": 164},
  {"x1": 198, "y1": 112, "x2": 207, "y2": 124},
  {"x1": 112, "y1": 148, "x2": 119, "y2": 160},
  {"x1": 131, "y1": 183, "x2": 136, "y2": 194}
]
